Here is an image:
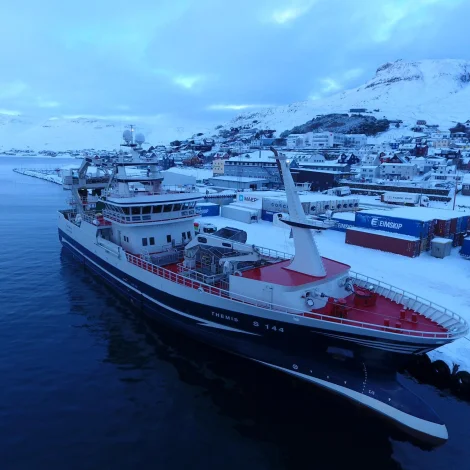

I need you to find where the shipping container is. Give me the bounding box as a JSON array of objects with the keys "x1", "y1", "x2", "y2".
[
  {"x1": 262, "y1": 196, "x2": 359, "y2": 216},
  {"x1": 460, "y1": 238, "x2": 470, "y2": 258},
  {"x1": 261, "y1": 209, "x2": 275, "y2": 222},
  {"x1": 457, "y1": 215, "x2": 469, "y2": 234},
  {"x1": 452, "y1": 232, "x2": 466, "y2": 247},
  {"x1": 195, "y1": 203, "x2": 220, "y2": 217},
  {"x1": 354, "y1": 212, "x2": 431, "y2": 239},
  {"x1": 449, "y1": 217, "x2": 458, "y2": 235},
  {"x1": 221, "y1": 205, "x2": 258, "y2": 224},
  {"x1": 345, "y1": 228, "x2": 421, "y2": 258},
  {"x1": 434, "y1": 219, "x2": 451, "y2": 238},
  {"x1": 318, "y1": 215, "x2": 355, "y2": 232}
]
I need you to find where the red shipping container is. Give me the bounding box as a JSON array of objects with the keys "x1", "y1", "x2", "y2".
[
  {"x1": 434, "y1": 219, "x2": 451, "y2": 237},
  {"x1": 345, "y1": 228, "x2": 421, "y2": 258},
  {"x1": 450, "y1": 218, "x2": 458, "y2": 235}
]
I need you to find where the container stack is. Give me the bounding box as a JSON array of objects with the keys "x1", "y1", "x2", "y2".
[
  {"x1": 460, "y1": 238, "x2": 470, "y2": 259},
  {"x1": 261, "y1": 195, "x2": 359, "y2": 222},
  {"x1": 354, "y1": 208, "x2": 470, "y2": 256},
  {"x1": 345, "y1": 228, "x2": 421, "y2": 258}
]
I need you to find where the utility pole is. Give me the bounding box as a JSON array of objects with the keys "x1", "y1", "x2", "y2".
[{"x1": 453, "y1": 165, "x2": 458, "y2": 210}]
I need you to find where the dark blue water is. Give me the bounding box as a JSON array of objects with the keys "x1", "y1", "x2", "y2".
[{"x1": 1, "y1": 157, "x2": 469, "y2": 470}]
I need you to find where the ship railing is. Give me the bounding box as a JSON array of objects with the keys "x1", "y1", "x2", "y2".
[
  {"x1": 350, "y1": 271, "x2": 469, "y2": 338},
  {"x1": 107, "y1": 187, "x2": 196, "y2": 198},
  {"x1": 254, "y1": 246, "x2": 293, "y2": 261},
  {"x1": 124, "y1": 252, "x2": 467, "y2": 339}
]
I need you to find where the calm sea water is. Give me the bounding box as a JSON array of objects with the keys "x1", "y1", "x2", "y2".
[{"x1": 1, "y1": 156, "x2": 469, "y2": 470}]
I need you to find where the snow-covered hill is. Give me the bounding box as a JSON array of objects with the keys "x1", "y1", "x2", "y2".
[
  {"x1": 226, "y1": 59, "x2": 470, "y2": 137},
  {"x1": 2, "y1": 59, "x2": 469, "y2": 151},
  {"x1": 0, "y1": 115, "x2": 211, "y2": 153}
]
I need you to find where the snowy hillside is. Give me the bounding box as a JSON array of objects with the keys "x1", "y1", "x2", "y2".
[
  {"x1": 226, "y1": 59, "x2": 470, "y2": 137},
  {"x1": 0, "y1": 115, "x2": 211, "y2": 153}
]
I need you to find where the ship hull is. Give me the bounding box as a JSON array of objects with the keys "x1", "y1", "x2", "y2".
[{"x1": 58, "y1": 225, "x2": 448, "y2": 444}]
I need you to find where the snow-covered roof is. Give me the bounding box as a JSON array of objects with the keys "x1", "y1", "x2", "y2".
[
  {"x1": 361, "y1": 207, "x2": 465, "y2": 221},
  {"x1": 209, "y1": 176, "x2": 268, "y2": 183}
]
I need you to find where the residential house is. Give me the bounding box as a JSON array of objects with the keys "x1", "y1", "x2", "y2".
[
  {"x1": 358, "y1": 165, "x2": 380, "y2": 181},
  {"x1": 212, "y1": 159, "x2": 225, "y2": 176},
  {"x1": 223, "y1": 151, "x2": 282, "y2": 187},
  {"x1": 379, "y1": 163, "x2": 418, "y2": 180}
]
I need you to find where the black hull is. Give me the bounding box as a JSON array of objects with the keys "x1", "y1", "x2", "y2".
[{"x1": 58, "y1": 229, "x2": 449, "y2": 444}]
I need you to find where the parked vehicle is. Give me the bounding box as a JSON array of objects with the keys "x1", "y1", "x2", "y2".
[
  {"x1": 194, "y1": 222, "x2": 217, "y2": 234},
  {"x1": 380, "y1": 192, "x2": 430, "y2": 207}
]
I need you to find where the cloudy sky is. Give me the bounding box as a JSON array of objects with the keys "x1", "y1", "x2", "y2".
[{"x1": 1, "y1": 0, "x2": 468, "y2": 131}]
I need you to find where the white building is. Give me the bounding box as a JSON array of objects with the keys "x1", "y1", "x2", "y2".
[
  {"x1": 212, "y1": 159, "x2": 225, "y2": 176},
  {"x1": 344, "y1": 134, "x2": 367, "y2": 147},
  {"x1": 358, "y1": 165, "x2": 380, "y2": 181},
  {"x1": 286, "y1": 134, "x2": 305, "y2": 148},
  {"x1": 379, "y1": 163, "x2": 418, "y2": 180},
  {"x1": 360, "y1": 152, "x2": 381, "y2": 166}
]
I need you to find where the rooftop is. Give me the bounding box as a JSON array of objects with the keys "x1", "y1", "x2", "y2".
[{"x1": 209, "y1": 176, "x2": 268, "y2": 183}]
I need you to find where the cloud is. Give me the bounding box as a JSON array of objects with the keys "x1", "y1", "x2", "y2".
[
  {"x1": 207, "y1": 104, "x2": 272, "y2": 111},
  {"x1": 270, "y1": 0, "x2": 317, "y2": 24},
  {"x1": 0, "y1": 0, "x2": 468, "y2": 132},
  {"x1": 0, "y1": 108, "x2": 21, "y2": 116},
  {"x1": 173, "y1": 75, "x2": 205, "y2": 89},
  {"x1": 0, "y1": 81, "x2": 28, "y2": 99},
  {"x1": 36, "y1": 98, "x2": 60, "y2": 108}
]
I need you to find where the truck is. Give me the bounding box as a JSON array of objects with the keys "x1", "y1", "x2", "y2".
[
  {"x1": 380, "y1": 192, "x2": 430, "y2": 207},
  {"x1": 322, "y1": 186, "x2": 351, "y2": 197},
  {"x1": 194, "y1": 221, "x2": 217, "y2": 234}
]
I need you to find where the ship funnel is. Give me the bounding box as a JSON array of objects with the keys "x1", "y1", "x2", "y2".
[{"x1": 270, "y1": 147, "x2": 326, "y2": 278}]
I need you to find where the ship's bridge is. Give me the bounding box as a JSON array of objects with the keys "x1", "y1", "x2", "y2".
[{"x1": 103, "y1": 191, "x2": 202, "y2": 225}]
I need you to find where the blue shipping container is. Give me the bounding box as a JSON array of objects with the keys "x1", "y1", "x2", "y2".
[
  {"x1": 196, "y1": 203, "x2": 220, "y2": 217},
  {"x1": 355, "y1": 212, "x2": 431, "y2": 239},
  {"x1": 319, "y1": 215, "x2": 355, "y2": 232},
  {"x1": 458, "y1": 216, "x2": 469, "y2": 234},
  {"x1": 461, "y1": 238, "x2": 470, "y2": 258},
  {"x1": 261, "y1": 209, "x2": 275, "y2": 222}
]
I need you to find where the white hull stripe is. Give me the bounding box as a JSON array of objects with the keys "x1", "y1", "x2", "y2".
[
  {"x1": 318, "y1": 332, "x2": 426, "y2": 353},
  {"x1": 62, "y1": 239, "x2": 260, "y2": 336},
  {"x1": 254, "y1": 360, "x2": 448, "y2": 442}
]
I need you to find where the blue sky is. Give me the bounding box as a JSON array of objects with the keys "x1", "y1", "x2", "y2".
[{"x1": 1, "y1": 0, "x2": 468, "y2": 129}]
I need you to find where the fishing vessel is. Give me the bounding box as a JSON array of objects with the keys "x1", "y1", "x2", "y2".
[{"x1": 58, "y1": 129, "x2": 468, "y2": 444}]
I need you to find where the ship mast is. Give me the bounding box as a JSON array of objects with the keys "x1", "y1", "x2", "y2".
[{"x1": 270, "y1": 147, "x2": 326, "y2": 277}]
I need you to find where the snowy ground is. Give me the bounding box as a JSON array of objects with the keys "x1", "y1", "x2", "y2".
[{"x1": 197, "y1": 214, "x2": 470, "y2": 372}]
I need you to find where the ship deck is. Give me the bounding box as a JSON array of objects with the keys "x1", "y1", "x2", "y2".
[
  {"x1": 241, "y1": 258, "x2": 350, "y2": 286},
  {"x1": 126, "y1": 255, "x2": 449, "y2": 337},
  {"x1": 309, "y1": 292, "x2": 447, "y2": 334}
]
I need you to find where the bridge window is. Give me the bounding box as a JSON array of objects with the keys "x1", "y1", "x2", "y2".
[
  {"x1": 173, "y1": 203, "x2": 182, "y2": 211},
  {"x1": 197, "y1": 237, "x2": 207, "y2": 243},
  {"x1": 153, "y1": 206, "x2": 162, "y2": 213},
  {"x1": 131, "y1": 207, "x2": 140, "y2": 215},
  {"x1": 163, "y1": 205, "x2": 173, "y2": 213},
  {"x1": 122, "y1": 207, "x2": 130, "y2": 215},
  {"x1": 142, "y1": 206, "x2": 151, "y2": 214}
]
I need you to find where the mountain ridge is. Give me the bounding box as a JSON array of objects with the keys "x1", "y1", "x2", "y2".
[{"x1": 223, "y1": 59, "x2": 470, "y2": 137}]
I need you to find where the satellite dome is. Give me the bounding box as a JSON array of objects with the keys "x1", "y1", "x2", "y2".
[
  {"x1": 123, "y1": 129, "x2": 132, "y2": 143},
  {"x1": 135, "y1": 133, "x2": 145, "y2": 145}
]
